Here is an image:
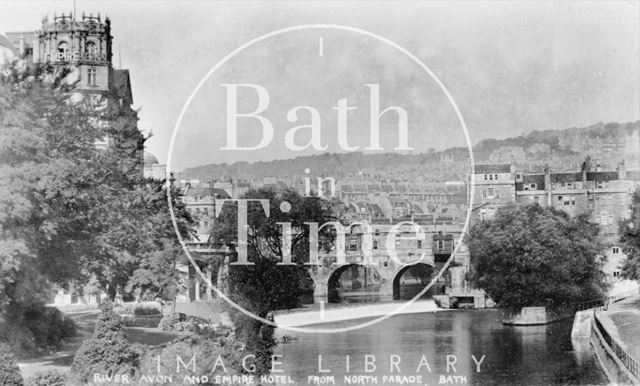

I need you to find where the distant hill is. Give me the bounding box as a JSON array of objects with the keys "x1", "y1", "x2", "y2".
[{"x1": 177, "y1": 121, "x2": 640, "y2": 183}]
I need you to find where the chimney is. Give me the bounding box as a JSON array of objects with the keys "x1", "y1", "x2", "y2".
[
  {"x1": 18, "y1": 36, "x2": 25, "y2": 56},
  {"x1": 618, "y1": 160, "x2": 626, "y2": 180},
  {"x1": 544, "y1": 164, "x2": 551, "y2": 207}
]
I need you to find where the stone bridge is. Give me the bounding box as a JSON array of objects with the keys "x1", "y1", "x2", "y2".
[{"x1": 188, "y1": 224, "x2": 469, "y2": 305}]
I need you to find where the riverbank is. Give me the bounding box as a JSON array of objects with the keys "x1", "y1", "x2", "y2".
[
  {"x1": 273, "y1": 299, "x2": 446, "y2": 327},
  {"x1": 591, "y1": 294, "x2": 640, "y2": 384}
]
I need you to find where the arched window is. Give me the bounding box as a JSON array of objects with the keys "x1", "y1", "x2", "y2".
[
  {"x1": 57, "y1": 41, "x2": 69, "y2": 61},
  {"x1": 85, "y1": 41, "x2": 98, "y2": 59}
]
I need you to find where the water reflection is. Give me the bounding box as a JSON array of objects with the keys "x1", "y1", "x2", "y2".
[{"x1": 274, "y1": 310, "x2": 606, "y2": 385}]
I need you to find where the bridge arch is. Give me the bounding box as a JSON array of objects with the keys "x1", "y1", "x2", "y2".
[
  {"x1": 392, "y1": 262, "x2": 436, "y2": 300},
  {"x1": 327, "y1": 264, "x2": 382, "y2": 303}
]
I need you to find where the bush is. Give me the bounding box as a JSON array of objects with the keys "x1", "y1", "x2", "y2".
[
  {"x1": 138, "y1": 331, "x2": 245, "y2": 384},
  {"x1": 0, "y1": 342, "x2": 24, "y2": 386},
  {"x1": 70, "y1": 302, "x2": 140, "y2": 384},
  {"x1": 22, "y1": 307, "x2": 77, "y2": 351},
  {"x1": 157, "y1": 313, "x2": 180, "y2": 331},
  {"x1": 133, "y1": 306, "x2": 161, "y2": 316},
  {"x1": 0, "y1": 306, "x2": 77, "y2": 357},
  {"x1": 157, "y1": 313, "x2": 197, "y2": 332},
  {"x1": 27, "y1": 370, "x2": 66, "y2": 386}
]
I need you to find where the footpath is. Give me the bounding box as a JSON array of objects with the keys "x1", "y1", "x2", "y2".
[
  {"x1": 597, "y1": 295, "x2": 640, "y2": 364},
  {"x1": 592, "y1": 294, "x2": 640, "y2": 385}
]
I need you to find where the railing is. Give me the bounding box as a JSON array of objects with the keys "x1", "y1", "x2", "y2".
[
  {"x1": 607, "y1": 287, "x2": 640, "y2": 303},
  {"x1": 593, "y1": 314, "x2": 640, "y2": 380},
  {"x1": 573, "y1": 297, "x2": 606, "y2": 312},
  {"x1": 573, "y1": 287, "x2": 640, "y2": 314}
]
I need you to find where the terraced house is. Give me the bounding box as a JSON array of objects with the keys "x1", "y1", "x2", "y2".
[{"x1": 472, "y1": 160, "x2": 640, "y2": 293}]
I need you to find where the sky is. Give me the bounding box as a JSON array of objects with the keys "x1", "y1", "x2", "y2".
[{"x1": 1, "y1": 1, "x2": 639, "y2": 171}]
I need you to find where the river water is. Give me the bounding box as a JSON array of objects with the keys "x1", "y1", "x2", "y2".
[{"x1": 273, "y1": 309, "x2": 607, "y2": 386}]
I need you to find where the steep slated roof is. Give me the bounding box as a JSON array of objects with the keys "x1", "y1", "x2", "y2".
[
  {"x1": 185, "y1": 187, "x2": 230, "y2": 199},
  {"x1": 550, "y1": 172, "x2": 583, "y2": 183},
  {"x1": 586, "y1": 171, "x2": 619, "y2": 182},
  {"x1": 516, "y1": 173, "x2": 546, "y2": 191},
  {"x1": 113, "y1": 69, "x2": 133, "y2": 104},
  {"x1": 474, "y1": 164, "x2": 511, "y2": 174}
]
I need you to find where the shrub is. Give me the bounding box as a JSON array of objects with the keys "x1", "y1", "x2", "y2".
[
  {"x1": 0, "y1": 306, "x2": 77, "y2": 357},
  {"x1": 157, "y1": 313, "x2": 198, "y2": 332},
  {"x1": 133, "y1": 306, "x2": 161, "y2": 316},
  {"x1": 0, "y1": 342, "x2": 24, "y2": 386},
  {"x1": 27, "y1": 370, "x2": 66, "y2": 386},
  {"x1": 138, "y1": 332, "x2": 245, "y2": 384},
  {"x1": 157, "y1": 313, "x2": 180, "y2": 331},
  {"x1": 70, "y1": 302, "x2": 140, "y2": 384}
]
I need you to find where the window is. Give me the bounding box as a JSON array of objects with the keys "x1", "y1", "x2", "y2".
[
  {"x1": 612, "y1": 247, "x2": 620, "y2": 254},
  {"x1": 565, "y1": 182, "x2": 574, "y2": 189},
  {"x1": 203, "y1": 208, "x2": 209, "y2": 215},
  {"x1": 483, "y1": 174, "x2": 488, "y2": 180},
  {"x1": 597, "y1": 181, "x2": 607, "y2": 189},
  {"x1": 437, "y1": 240, "x2": 444, "y2": 250},
  {"x1": 88, "y1": 67, "x2": 98, "y2": 86},
  {"x1": 417, "y1": 240, "x2": 422, "y2": 249},
  {"x1": 57, "y1": 41, "x2": 69, "y2": 61},
  {"x1": 349, "y1": 239, "x2": 358, "y2": 251},
  {"x1": 613, "y1": 271, "x2": 620, "y2": 278},
  {"x1": 488, "y1": 188, "x2": 495, "y2": 197},
  {"x1": 373, "y1": 240, "x2": 378, "y2": 250},
  {"x1": 85, "y1": 41, "x2": 98, "y2": 58},
  {"x1": 203, "y1": 220, "x2": 209, "y2": 228}
]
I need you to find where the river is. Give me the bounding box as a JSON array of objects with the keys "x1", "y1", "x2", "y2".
[{"x1": 273, "y1": 309, "x2": 607, "y2": 385}]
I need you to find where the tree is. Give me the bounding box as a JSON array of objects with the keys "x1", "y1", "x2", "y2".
[
  {"x1": 212, "y1": 187, "x2": 336, "y2": 316},
  {"x1": 70, "y1": 302, "x2": 140, "y2": 383},
  {"x1": 210, "y1": 188, "x2": 335, "y2": 375},
  {"x1": 467, "y1": 204, "x2": 608, "y2": 312},
  {"x1": 1, "y1": 63, "x2": 193, "y2": 310},
  {"x1": 620, "y1": 188, "x2": 640, "y2": 279},
  {"x1": 0, "y1": 67, "x2": 107, "y2": 334}
]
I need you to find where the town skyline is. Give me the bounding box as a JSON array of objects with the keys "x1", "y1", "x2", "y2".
[{"x1": 2, "y1": 1, "x2": 639, "y2": 170}]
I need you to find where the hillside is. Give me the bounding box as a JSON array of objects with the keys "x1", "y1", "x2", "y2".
[{"x1": 177, "y1": 121, "x2": 640, "y2": 183}]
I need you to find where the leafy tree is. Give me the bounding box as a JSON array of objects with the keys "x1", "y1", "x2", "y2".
[
  {"x1": 211, "y1": 188, "x2": 335, "y2": 375},
  {"x1": 467, "y1": 204, "x2": 608, "y2": 312},
  {"x1": 212, "y1": 187, "x2": 336, "y2": 316},
  {"x1": 0, "y1": 63, "x2": 192, "y2": 312},
  {"x1": 620, "y1": 188, "x2": 640, "y2": 279}
]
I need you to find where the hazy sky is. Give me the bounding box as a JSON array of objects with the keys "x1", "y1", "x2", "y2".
[{"x1": 1, "y1": 1, "x2": 639, "y2": 171}]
